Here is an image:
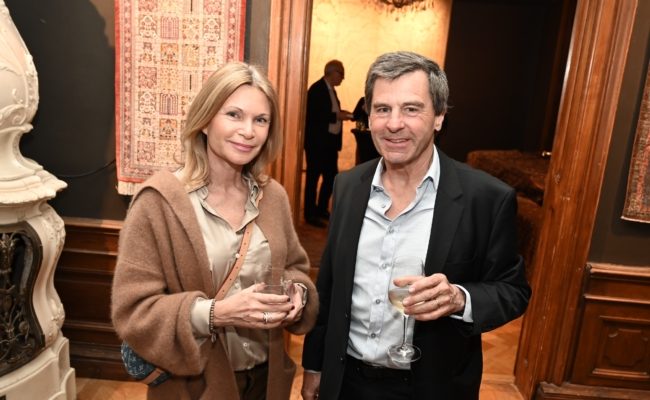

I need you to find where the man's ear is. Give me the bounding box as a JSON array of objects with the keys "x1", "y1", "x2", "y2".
[{"x1": 433, "y1": 114, "x2": 445, "y2": 132}]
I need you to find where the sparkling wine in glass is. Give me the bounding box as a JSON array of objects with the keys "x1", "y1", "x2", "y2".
[{"x1": 387, "y1": 256, "x2": 424, "y2": 363}]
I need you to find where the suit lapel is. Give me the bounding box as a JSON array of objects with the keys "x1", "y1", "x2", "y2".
[
  {"x1": 340, "y1": 162, "x2": 377, "y2": 302},
  {"x1": 425, "y1": 151, "x2": 464, "y2": 275}
]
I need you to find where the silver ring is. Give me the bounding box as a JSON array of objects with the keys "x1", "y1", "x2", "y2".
[{"x1": 262, "y1": 311, "x2": 270, "y2": 324}]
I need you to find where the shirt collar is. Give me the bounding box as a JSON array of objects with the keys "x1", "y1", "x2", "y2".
[
  {"x1": 371, "y1": 145, "x2": 440, "y2": 191},
  {"x1": 324, "y1": 78, "x2": 334, "y2": 92}
]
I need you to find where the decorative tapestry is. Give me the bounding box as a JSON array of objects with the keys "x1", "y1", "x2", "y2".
[
  {"x1": 622, "y1": 62, "x2": 650, "y2": 223},
  {"x1": 115, "y1": 0, "x2": 245, "y2": 194}
]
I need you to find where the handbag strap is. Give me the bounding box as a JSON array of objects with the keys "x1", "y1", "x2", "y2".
[{"x1": 215, "y1": 222, "x2": 254, "y2": 301}]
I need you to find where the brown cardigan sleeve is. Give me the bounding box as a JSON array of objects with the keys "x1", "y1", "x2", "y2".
[{"x1": 111, "y1": 188, "x2": 211, "y2": 376}]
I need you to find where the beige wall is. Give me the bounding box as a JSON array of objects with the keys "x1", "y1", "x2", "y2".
[{"x1": 308, "y1": 0, "x2": 452, "y2": 170}]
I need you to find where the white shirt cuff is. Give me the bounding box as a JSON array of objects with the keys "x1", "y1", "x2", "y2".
[
  {"x1": 449, "y1": 285, "x2": 473, "y2": 323},
  {"x1": 190, "y1": 297, "x2": 212, "y2": 337}
]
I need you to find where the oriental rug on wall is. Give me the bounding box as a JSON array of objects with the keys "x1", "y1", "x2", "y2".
[
  {"x1": 115, "y1": 0, "x2": 245, "y2": 195},
  {"x1": 622, "y1": 61, "x2": 650, "y2": 223}
]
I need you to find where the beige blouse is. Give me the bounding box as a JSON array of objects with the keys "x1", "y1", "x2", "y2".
[{"x1": 188, "y1": 175, "x2": 270, "y2": 372}]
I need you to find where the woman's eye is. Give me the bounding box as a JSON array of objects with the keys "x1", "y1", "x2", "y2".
[
  {"x1": 255, "y1": 116, "x2": 270, "y2": 125},
  {"x1": 226, "y1": 111, "x2": 240, "y2": 118}
]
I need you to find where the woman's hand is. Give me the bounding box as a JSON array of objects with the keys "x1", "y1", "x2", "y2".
[
  {"x1": 281, "y1": 282, "x2": 306, "y2": 326},
  {"x1": 212, "y1": 283, "x2": 293, "y2": 329}
]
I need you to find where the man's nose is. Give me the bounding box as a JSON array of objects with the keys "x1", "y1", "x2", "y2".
[{"x1": 386, "y1": 110, "x2": 405, "y2": 131}]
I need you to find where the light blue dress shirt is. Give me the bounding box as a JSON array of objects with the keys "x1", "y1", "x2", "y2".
[{"x1": 347, "y1": 146, "x2": 473, "y2": 369}]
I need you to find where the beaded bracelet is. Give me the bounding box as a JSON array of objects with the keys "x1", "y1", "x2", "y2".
[{"x1": 209, "y1": 299, "x2": 217, "y2": 343}]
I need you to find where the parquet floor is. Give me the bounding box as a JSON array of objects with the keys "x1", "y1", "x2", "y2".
[{"x1": 76, "y1": 219, "x2": 524, "y2": 399}]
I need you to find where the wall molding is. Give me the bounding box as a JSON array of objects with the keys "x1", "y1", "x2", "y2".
[{"x1": 537, "y1": 382, "x2": 650, "y2": 400}]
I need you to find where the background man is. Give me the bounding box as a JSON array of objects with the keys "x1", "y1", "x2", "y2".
[{"x1": 303, "y1": 59, "x2": 353, "y2": 227}]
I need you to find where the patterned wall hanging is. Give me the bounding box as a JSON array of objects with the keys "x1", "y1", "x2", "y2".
[
  {"x1": 116, "y1": 0, "x2": 245, "y2": 194},
  {"x1": 622, "y1": 61, "x2": 650, "y2": 223}
]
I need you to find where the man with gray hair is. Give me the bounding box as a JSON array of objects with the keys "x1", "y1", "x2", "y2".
[{"x1": 301, "y1": 51, "x2": 530, "y2": 399}]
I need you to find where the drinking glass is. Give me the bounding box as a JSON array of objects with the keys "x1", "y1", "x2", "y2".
[
  {"x1": 257, "y1": 264, "x2": 289, "y2": 295},
  {"x1": 387, "y1": 256, "x2": 424, "y2": 363}
]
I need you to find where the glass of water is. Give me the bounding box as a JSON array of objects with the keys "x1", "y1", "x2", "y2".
[{"x1": 257, "y1": 264, "x2": 289, "y2": 295}]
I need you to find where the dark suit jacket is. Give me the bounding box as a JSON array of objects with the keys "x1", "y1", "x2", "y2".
[
  {"x1": 302, "y1": 150, "x2": 531, "y2": 399},
  {"x1": 304, "y1": 77, "x2": 342, "y2": 152}
]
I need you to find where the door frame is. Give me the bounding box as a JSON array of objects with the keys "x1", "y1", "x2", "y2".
[
  {"x1": 266, "y1": 0, "x2": 313, "y2": 217},
  {"x1": 514, "y1": 0, "x2": 637, "y2": 397}
]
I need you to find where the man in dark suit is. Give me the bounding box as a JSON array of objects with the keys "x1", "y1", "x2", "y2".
[
  {"x1": 303, "y1": 60, "x2": 353, "y2": 227},
  {"x1": 301, "y1": 51, "x2": 531, "y2": 400}
]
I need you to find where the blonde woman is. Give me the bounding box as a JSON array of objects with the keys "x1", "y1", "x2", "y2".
[{"x1": 112, "y1": 62, "x2": 318, "y2": 400}]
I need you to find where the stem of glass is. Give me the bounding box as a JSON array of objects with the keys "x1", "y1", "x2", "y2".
[{"x1": 400, "y1": 314, "x2": 408, "y2": 349}]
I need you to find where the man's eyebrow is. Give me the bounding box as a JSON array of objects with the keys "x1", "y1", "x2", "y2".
[
  {"x1": 402, "y1": 101, "x2": 425, "y2": 108},
  {"x1": 371, "y1": 101, "x2": 425, "y2": 108}
]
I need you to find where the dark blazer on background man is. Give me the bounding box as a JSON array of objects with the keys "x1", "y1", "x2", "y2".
[
  {"x1": 302, "y1": 149, "x2": 531, "y2": 399},
  {"x1": 303, "y1": 77, "x2": 343, "y2": 153}
]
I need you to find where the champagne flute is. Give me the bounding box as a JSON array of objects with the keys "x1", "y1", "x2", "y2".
[{"x1": 387, "y1": 256, "x2": 424, "y2": 363}]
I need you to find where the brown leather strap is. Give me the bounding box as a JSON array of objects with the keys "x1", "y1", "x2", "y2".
[
  {"x1": 215, "y1": 223, "x2": 254, "y2": 301},
  {"x1": 141, "y1": 367, "x2": 166, "y2": 385}
]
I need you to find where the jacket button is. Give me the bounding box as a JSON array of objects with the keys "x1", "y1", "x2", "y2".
[
  {"x1": 339, "y1": 356, "x2": 344, "y2": 363},
  {"x1": 344, "y1": 313, "x2": 349, "y2": 319}
]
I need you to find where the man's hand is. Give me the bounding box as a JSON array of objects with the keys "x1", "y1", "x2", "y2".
[
  {"x1": 396, "y1": 274, "x2": 466, "y2": 321},
  {"x1": 338, "y1": 110, "x2": 354, "y2": 121},
  {"x1": 301, "y1": 370, "x2": 321, "y2": 400}
]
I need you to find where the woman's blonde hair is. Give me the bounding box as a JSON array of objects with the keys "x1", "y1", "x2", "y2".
[{"x1": 179, "y1": 62, "x2": 281, "y2": 189}]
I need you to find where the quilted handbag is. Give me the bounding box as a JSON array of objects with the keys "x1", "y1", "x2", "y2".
[{"x1": 120, "y1": 341, "x2": 170, "y2": 386}]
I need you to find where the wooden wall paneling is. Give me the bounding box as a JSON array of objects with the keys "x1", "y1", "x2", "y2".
[
  {"x1": 514, "y1": 0, "x2": 638, "y2": 398},
  {"x1": 55, "y1": 218, "x2": 128, "y2": 380},
  {"x1": 266, "y1": 0, "x2": 313, "y2": 219},
  {"x1": 571, "y1": 264, "x2": 650, "y2": 390}
]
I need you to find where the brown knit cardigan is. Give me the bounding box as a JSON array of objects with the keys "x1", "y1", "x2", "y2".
[{"x1": 111, "y1": 171, "x2": 318, "y2": 399}]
